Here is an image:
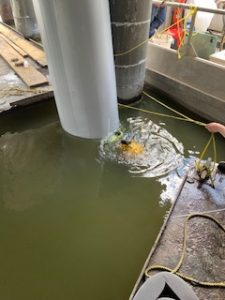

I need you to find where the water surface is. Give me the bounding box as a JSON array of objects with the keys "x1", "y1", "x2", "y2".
[{"x1": 0, "y1": 95, "x2": 224, "y2": 300}]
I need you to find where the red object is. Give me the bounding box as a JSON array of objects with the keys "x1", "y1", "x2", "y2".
[{"x1": 169, "y1": 0, "x2": 187, "y2": 47}]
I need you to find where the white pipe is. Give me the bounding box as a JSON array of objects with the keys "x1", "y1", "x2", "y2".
[
  {"x1": 10, "y1": 0, "x2": 39, "y2": 38},
  {"x1": 33, "y1": 0, "x2": 119, "y2": 139}
]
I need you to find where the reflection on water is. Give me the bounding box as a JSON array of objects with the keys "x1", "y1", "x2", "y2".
[
  {"x1": 1, "y1": 116, "x2": 188, "y2": 212},
  {"x1": 100, "y1": 117, "x2": 184, "y2": 178},
  {"x1": 0, "y1": 116, "x2": 168, "y2": 300},
  {"x1": 0, "y1": 123, "x2": 62, "y2": 211},
  {"x1": 0, "y1": 122, "x2": 106, "y2": 213}
]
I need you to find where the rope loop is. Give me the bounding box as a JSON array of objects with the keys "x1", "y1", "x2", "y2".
[{"x1": 145, "y1": 213, "x2": 225, "y2": 288}]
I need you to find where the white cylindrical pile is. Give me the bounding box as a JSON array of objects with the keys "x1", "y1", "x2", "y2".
[{"x1": 33, "y1": 0, "x2": 119, "y2": 139}]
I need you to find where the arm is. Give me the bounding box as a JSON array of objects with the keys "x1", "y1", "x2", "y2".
[
  {"x1": 206, "y1": 122, "x2": 225, "y2": 137},
  {"x1": 149, "y1": 6, "x2": 166, "y2": 37}
]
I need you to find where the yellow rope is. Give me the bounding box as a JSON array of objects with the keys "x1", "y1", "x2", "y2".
[
  {"x1": 160, "y1": 9, "x2": 193, "y2": 35},
  {"x1": 142, "y1": 91, "x2": 217, "y2": 170},
  {"x1": 177, "y1": 6, "x2": 198, "y2": 59},
  {"x1": 196, "y1": 134, "x2": 214, "y2": 168},
  {"x1": 145, "y1": 213, "x2": 225, "y2": 288},
  {"x1": 177, "y1": 7, "x2": 182, "y2": 41},
  {"x1": 120, "y1": 91, "x2": 217, "y2": 175},
  {"x1": 177, "y1": 10, "x2": 188, "y2": 59},
  {"x1": 212, "y1": 133, "x2": 217, "y2": 166},
  {"x1": 114, "y1": 40, "x2": 149, "y2": 57},
  {"x1": 143, "y1": 91, "x2": 194, "y2": 122},
  {"x1": 142, "y1": 90, "x2": 206, "y2": 126},
  {"x1": 114, "y1": 17, "x2": 186, "y2": 58},
  {"x1": 195, "y1": 133, "x2": 217, "y2": 176},
  {"x1": 118, "y1": 103, "x2": 205, "y2": 125},
  {"x1": 114, "y1": 5, "x2": 197, "y2": 58}
]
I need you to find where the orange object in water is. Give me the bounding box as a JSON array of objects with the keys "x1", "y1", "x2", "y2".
[{"x1": 119, "y1": 140, "x2": 144, "y2": 155}]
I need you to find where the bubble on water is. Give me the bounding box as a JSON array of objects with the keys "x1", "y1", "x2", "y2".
[{"x1": 99, "y1": 117, "x2": 184, "y2": 178}]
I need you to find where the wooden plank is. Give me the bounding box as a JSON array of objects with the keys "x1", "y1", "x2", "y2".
[
  {"x1": 0, "y1": 37, "x2": 48, "y2": 88},
  {"x1": 0, "y1": 56, "x2": 53, "y2": 112},
  {"x1": 0, "y1": 23, "x2": 47, "y2": 67},
  {"x1": 0, "y1": 33, "x2": 28, "y2": 57}
]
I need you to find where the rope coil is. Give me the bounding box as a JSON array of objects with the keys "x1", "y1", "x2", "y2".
[{"x1": 145, "y1": 213, "x2": 225, "y2": 288}]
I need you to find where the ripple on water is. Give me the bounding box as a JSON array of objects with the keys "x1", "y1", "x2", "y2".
[{"x1": 100, "y1": 117, "x2": 184, "y2": 178}]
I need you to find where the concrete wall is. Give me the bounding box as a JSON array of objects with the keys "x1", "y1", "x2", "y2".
[{"x1": 145, "y1": 42, "x2": 225, "y2": 123}]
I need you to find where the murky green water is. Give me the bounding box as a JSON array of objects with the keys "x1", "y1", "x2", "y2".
[{"x1": 0, "y1": 94, "x2": 224, "y2": 300}]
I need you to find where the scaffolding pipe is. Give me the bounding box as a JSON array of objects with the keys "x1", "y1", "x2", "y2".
[
  {"x1": 187, "y1": 11, "x2": 197, "y2": 47},
  {"x1": 33, "y1": 0, "x2": 119, "y2": 139},
  {"x1": 0, "y1": 0, "x2": 13, "y2": 25},
  {"x1": 10, "y1": 0, "x2": 39, "y2": 38},
  {"x1": 109, "y1": 0, "x2": 152, "y2": 103},
  {"x1": 153, "y1": 1, "x2": 225, "y2": 15}
]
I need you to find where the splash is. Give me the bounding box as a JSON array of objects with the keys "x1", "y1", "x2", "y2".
[
  {"x1": 100, "y1": 117, "x2": 184, "y2": 178},
  {"x1": 158, "y1": 157, "x2": 193, "y2": 206}
]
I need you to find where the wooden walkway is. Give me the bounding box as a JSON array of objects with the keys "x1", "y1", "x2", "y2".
[
  {"x1": 130, "y1": 168, "x2": 225, "y2": 300},
  {"x1": 0, "y1": 22, "x2": 53, "y2": 113}
]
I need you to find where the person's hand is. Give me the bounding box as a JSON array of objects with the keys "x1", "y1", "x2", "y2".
[
  {"x1": 205, "y1": 122, "x2": 222, "y2": 133},
  {"x1": 206, "y1": 123, "x2": 225, "y2": 137}
]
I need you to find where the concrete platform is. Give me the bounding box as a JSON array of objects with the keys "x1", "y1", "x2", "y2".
[
  {"x1": 146, "y1": 42, "x2": 225, "y2": 124},
  {"x1": 130, "y1": 167, "x2": 225, "y2": 300}
]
